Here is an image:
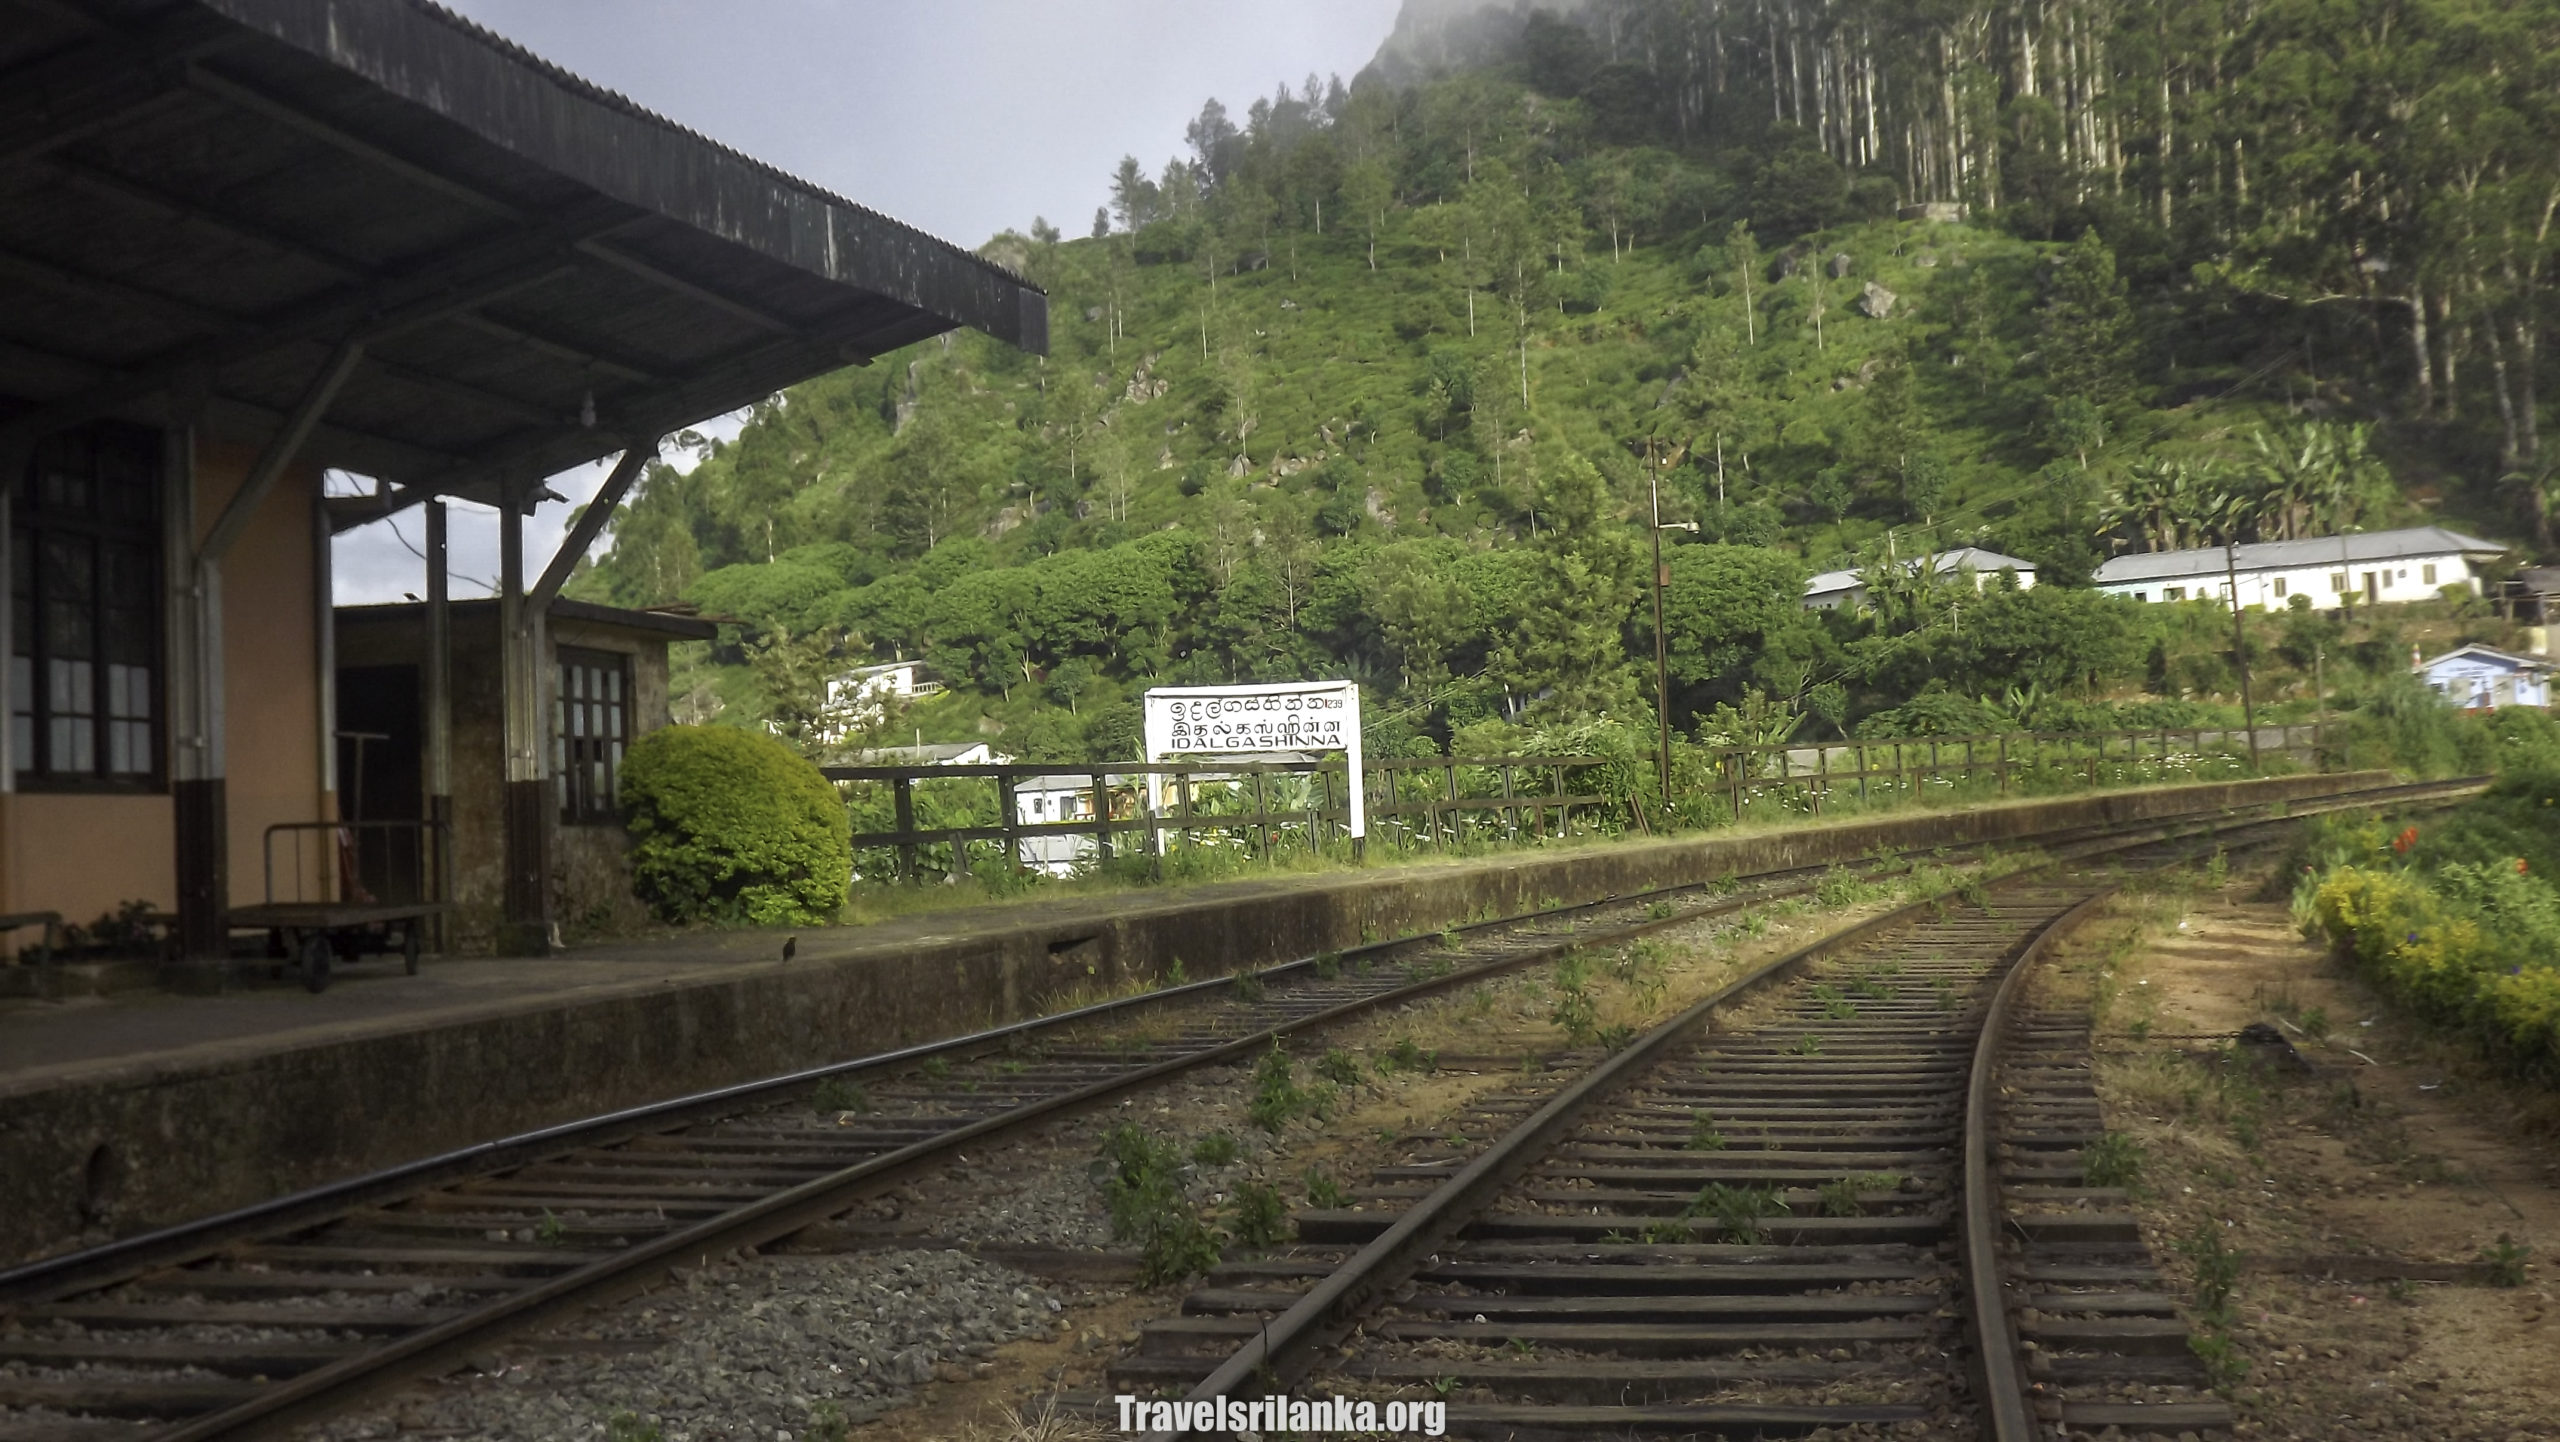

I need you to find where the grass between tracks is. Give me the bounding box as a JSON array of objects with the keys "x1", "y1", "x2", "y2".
[{"x1": 2057, "y1": 854, "x2": 2560, "y2": 1441}]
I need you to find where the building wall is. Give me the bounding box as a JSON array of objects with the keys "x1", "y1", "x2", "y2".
[
  {"x1": 201, "y1": 439, "x2": 327, "y2": 909},
  {"x1": 0, "y1": 437, "x2": 320, "y2": 946},
  {"x1": 335, "y1": 607, "x2": 676, "y2": 953},
  {"x1": 549, "y1": 615, "x2": 672, "y2": 941},
  {"x1": 2098, "y1": 553, "x2": 2479, "y2": 610}
]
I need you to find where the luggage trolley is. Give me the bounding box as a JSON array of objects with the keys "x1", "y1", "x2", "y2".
[{"x1": 234, "y1": 819, "x2": 452, "y2": 992}]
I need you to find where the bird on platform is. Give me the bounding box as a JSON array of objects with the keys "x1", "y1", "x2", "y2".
[{"x1": 782, "y1": 935, "x2": 798, "y2": 962}]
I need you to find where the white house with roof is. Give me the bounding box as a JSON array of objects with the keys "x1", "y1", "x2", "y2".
[
  {"x1": 2414, "y1": 644, "x2": 2552, "y2": 710},
  {"x1": 1802, "y1": 547, "x2": 2038, "y2": 612},
  {"x1": 2094, "y1": 527, "x2": 2505, "y2": 610}
]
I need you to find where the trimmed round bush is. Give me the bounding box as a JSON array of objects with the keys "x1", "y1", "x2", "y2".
[{"x1": 620, "y1": 725, "x2": 850, "y2": 926}]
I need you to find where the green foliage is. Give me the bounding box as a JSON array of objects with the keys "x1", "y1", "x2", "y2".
[
  {"x1": 1687, "y1": 1109, "x2": 1726, "y2": 1150},
  {"x1": 570, "y1": 24, "x2": 2535, "y2": 773},
  {"x1": 2081, "y1": 1131, "x2": 2144, "y2": 1188},
  {"x1": 604, "y1": 1413, "x2": 665, "y2": 1442},
  {"x1": 1378, "y1": 1036, "x2": 1439, "y2": 1075},
  {"x1": 1227, "y1": 1181, "x2": 1289, "y2": 1249},
  {"x1": 1685, "y1": 1182, "x2": 1789, "y2": 1244},
  {"x1": 2180, "y1": 1221, "x2": 2244, "y2": 1324},
  {"x1": 618, "y1": 726, "x2": 851, "y2": 926},
  {"x1": 811, "y1": 1076, "x2": 871, "y2": 1115},
  {"x1": 1302, "y1": 1166, "x2": 1352, "y2": 1210},
  {"x1": 1248, "y1": 1045, "x2": 1330, "y2": 1132},
  {"x1": 2479, "y1": 1233, "x2": 2531, "y2": 1287},
  {"x1": 1316, "y1": 1048, "x2": 1365, "y2": 1088},
  {"x1": 1191, "y1": 1132, "x2": 1239, "y2": 1167},
  {"x1": 1549, "y1": 953, "x2": 1601, "y2": 1044},
  {"x1": 1095, "y1": 1122, "x2": 1223, "y2": 1286}
]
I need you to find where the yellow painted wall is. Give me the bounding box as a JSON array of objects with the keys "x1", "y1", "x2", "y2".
[
  {"x1": 197, "y1": 439, "x2": 327, "y2": 908},
  {"x1": 0, "y1": 437, "x2": 322, "y2": 947}
]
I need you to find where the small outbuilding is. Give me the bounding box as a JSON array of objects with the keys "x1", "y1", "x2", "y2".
[
  {"x1": 2414, "y1": 644, "x2": 2553, "y2": 711},
  {"x1": 334, "y1": 598, "x2": 715, "y2": 949}
]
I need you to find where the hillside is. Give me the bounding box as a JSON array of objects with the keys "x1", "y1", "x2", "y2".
[{"x1": 566, "y1": 4, "x2": 2555, "y2": 763}]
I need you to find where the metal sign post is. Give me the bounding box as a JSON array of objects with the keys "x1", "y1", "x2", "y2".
[{"x1": 1142, "y1": 681, "x2": 1364, "y2": 852}]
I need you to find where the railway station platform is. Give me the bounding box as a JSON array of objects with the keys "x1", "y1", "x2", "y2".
[{"x1": 0, "y1": 771, "x2": 2387, "y2": 1265}]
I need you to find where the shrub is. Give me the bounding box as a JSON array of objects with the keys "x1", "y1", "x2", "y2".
[{"x1": 620, "y1": 725, "x2": 852, "y2": 925}]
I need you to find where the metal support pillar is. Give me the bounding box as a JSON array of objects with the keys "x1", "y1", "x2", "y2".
[
  {"x1": 424, "y1": 500, "x2": 454, "y2": 948},
  {"x1": 498, "y1": 480, "x2": 553, "y2": 955},
  {"x1": 162, "y1": 425, "x2": 231, "y2": 971},
  {"x1": 0, "y1": 475, "x2": 14, "y2": 929}
]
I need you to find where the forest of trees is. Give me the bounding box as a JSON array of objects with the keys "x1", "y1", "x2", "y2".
[{"x1": 566, "y1": 0, "x2": 2556, "y2": 762}]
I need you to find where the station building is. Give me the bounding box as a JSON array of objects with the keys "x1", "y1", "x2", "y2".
[{"x1": 0, "y1": 0, "x2": 1044, "y2": 966}]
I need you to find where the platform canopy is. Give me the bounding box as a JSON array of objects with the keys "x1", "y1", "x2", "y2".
[{"x1": 0, "y1": 0, "x2": 1047, "y2": 517}]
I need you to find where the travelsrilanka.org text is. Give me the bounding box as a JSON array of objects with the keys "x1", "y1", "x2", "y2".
[{"x1": 1114, "y1": 1393, "x2": 1448, "y2": 1435}]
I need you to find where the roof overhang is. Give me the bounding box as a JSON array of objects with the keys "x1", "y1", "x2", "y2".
[
  {"x1": 337, "y1": 594, "x2": 718, "y2": 640},
  {"x1": 1, "y1": 0, "x2": 1046, "y2": 515}
]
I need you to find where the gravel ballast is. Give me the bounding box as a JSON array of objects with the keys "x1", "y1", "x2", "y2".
[{"x1": 301, "y1": 1249, "x2": 1064, "y2": 1442}]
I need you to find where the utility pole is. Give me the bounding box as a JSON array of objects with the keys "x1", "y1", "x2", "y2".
[
  {"x1": 1649, "y1": 440, "x2": 1673, "y2": 799},
  {"x1": 2224, "y1": 537, "x2": 2259, "y2": 769}
]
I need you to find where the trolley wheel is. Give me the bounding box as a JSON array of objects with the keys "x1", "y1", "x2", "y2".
[
  {"x1": 402, "y1": 921, "x2": 422, "y2": 976},
  {"x1": 300, "y1": 929, "x2": 332, "y2": 993}
]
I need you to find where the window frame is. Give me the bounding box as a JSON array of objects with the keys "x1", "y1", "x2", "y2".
[
  {"x1": 8, "y1": 424, "x2": 166, "y2": 794},
  {"x1": 554, "y1": 645, "x2": 632, "y2": 826}
]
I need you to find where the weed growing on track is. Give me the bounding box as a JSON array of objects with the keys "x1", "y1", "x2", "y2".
[
  {"x1": 1190, "y1": 1132, "x2": 1239, "y2": 1167},
  {"x1": 1597, "y1": 1023, "x2": 1638, "y2": 1051},
  {"x1": 1812, "y1": 983, "x2": 1859, "y2": 1020},
  {"x1": 1303, "y1": 1166, "x2": 1350, "y2": 1209},
  {"x1": 534, "y1": 1210, "x2": 565, "y2": 1247},
  {"x1": 2081, "y1": 1131, "x2": 2145, "y2": 1187},
  {"x1": 1687, "y1": 1110, "x2": 1727, "y2": 1151},
  {"x1": 1614, "y1": 942, "x2": 1669, "y2": 1009},
  {"x1": 1248, "y1": 1045, "x2": 1332, "y2": 1131},
  {"x1": 805, "y1": 1401, "x2": 851, "y2": 1442},
  {"x1": 2480, "y1": 1233, "x2": 2532, "y2": 1286},
  {"x1": 1646, "y1": 900, "x2": 1676, "y2": 921},
  {"x1": 1933, "y1": 978, "x2": 1959, "y2": 1010},
  {"x1": 1312, "y1": 951, "x2": 1340, "y2": 980},
  {"x1": 1551, "y1": 954, "x2": 1600, "y2": 1045},
  {"x1": 810, "y1": 1076, "x2": 870, "y2": 1115},
  {"x1": 1377, "y1": 1035, "x2": 1438, "y2": 1075},
  {"x1": 1227, "y1": 1181, "x2": 1289, "y2": 1248},
  {"x1": 605, "y1": 1413, "x2": 664, "y2": 1441},
  {"x1": 1687, "y1": 1183, "x2": 1789, "y2": 1244},
  {"x1": 1789, "y1": 1033, "x2": 1825, "y2": 1055},
  {"x1": 1231, "y1": 970, "x2": 1267, "y2": 1004},
  {"x1": 1317, "y1": 1048, "x2": 1364, "y2": 1088},
  {"x1": 920, "y1": 1056, "x2": 950, "y2": 1082},
  {"x1": 1096, "y1": 1123, "x2": 1222, "y2": 1286}
]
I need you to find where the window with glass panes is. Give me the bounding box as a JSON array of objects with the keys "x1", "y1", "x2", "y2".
[
  {"x1": 8, "y1": 423, "x2": 162, "y2": 789},
  {"x1": 555, "y1": 647, "x2": 630, "y2": 823}
]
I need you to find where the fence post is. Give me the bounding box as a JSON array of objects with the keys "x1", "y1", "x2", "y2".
[
  {"x1": 2086, "y1": 734, "x2": 2099, "y2": 788},
  {"x1": 1252, "y1": 771, "x2": 1272, "y2": 865},
  {"x1": 1812, "y1": 744, "x2": 1826, "y2": 815},
  {"x1": 1501, "y1": 763, "x2": 1519, "y2": 841},
  {"x1": 1313, "y1": 766, "x2": 1331, "y2": 855},
  {"x1": 1176, "y1": 767, "x2": 1195, "y2": 858},
  {"x1": 1090, "y1": 771, "x2": 1113, "y2": 864},
  {"x1": 1997, "y1": 733, "x2": 2010, "y2": 793},
  {"x1": 1445, "y1": 762, "x2": 1462, "y2": 846},
  {"x1": 893, "y1": 775, "x2": 918, "y2": 883},
  {"x1": 997, "y1": 772, "x2": 1022, "y2": 876}
]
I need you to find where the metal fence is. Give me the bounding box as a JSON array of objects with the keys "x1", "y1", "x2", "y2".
[
  {"x1": 826, "y1": 722, "x2": 2330, "y2": 883},
  {"x1": 1708, "y1": 722, "x2": 2328, "y2": 818},
  {"x1": 821, "y1": 756, "x2": 1606, "y2": 881}
]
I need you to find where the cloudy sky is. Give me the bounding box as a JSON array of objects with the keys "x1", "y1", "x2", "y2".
[{"x1": 335, "y1": 0, "x2": 1404, "y2": 603}]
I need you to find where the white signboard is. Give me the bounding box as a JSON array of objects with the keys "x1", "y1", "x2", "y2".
[{"x1": 1142, "y1": 681, "x2": 1364, "y2": 839}]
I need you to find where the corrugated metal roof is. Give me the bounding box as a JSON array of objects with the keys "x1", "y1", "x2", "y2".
[
  {"x1": 0, "y1": 0, "x2": 1047, "y2": 511},
  {"x1": 2094, "y1": 527, "x2": 2506, "y2": 585},
  {"x1": 2415, "y1": 643, "x2": 2553, "y2": 673},
  {"x1": 1805, "y1": 546, "x2": 2036, "y2": 597}
]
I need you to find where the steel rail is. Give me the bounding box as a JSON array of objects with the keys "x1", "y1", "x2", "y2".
[
  {"x1": 1143, "y1": 781, "x2": 2483, "y2": 1437},
  {"x1": 1, "y1": 776, "x2": 2479, "y2": 1439},
  {"x1": 1963, "y1": 888, "x2": 2118, "y2": 1442},
  {"x1": 14, "y1": 773, "x2": 2423, "y2": 1306}
]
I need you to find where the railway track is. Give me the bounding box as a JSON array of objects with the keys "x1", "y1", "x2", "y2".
[
  {"x1": 1114, "y1": 833, "x2": 2279, "y2": 1441},
  {"x1": 0, "y1": 779, "x2": 2477, "y2": 1440}
]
